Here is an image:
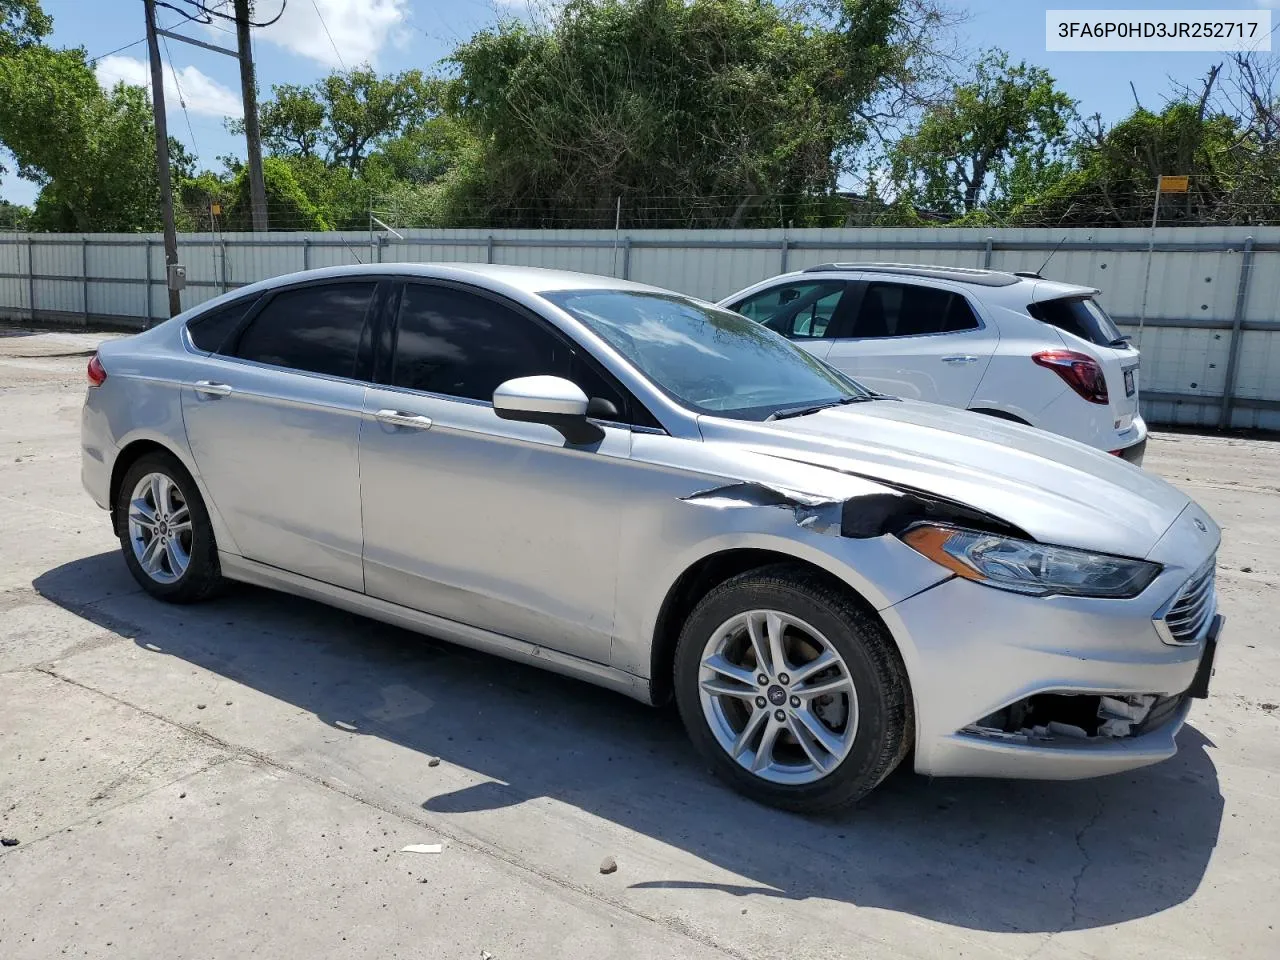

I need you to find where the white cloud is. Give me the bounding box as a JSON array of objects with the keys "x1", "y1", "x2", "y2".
[
  {"x1": 254, "y1": 0, "x2": 409, "y2": 68},
  {"x1": 95, "y1": 55, "x2": 243, "y2": 119}
]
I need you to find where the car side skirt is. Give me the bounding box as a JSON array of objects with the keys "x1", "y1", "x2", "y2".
[{"x1": 219, "y1": 553, "x2": 653, "y2": 704}]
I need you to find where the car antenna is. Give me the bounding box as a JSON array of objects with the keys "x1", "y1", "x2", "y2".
[{"x1": 1033, "y1": 236, "x2": 1068, "y2": 278}]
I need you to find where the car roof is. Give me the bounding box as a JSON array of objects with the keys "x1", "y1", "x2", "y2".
[
  {"x1": 797, "y1": 262, "x2": 1099, "y2": 299},
  {"x1": 230, "y1": 262, "x2": 667, "y2": 298},
  {"x1": 800, "y1": 262, "x2": 1024, "y2": 287}
]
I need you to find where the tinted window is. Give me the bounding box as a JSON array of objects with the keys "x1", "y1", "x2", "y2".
[
  {"x1": 233, "y1": 282, "x2": 376, "y2": 378},
  {"x1": 187, "y1": 296, "x2": 258, "y2": 352},
  {"x1": 853, "y1": 283, "x2": 980, "y2": 339},
  {"x1": 1028, "y1": 297, "x2": 1126, "y2": 347},
  {"x1": 733, "y1": 281, "x2": 846, "y2": 339},
  {"x1": 392, "y1": 284, "x2": 638, "y2": 422},
  {"x1": 544, "y1": 290, "x2": 870, "y2": 420}
]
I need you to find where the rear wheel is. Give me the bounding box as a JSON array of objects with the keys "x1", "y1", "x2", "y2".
[
  {"x1": 116, "y1": 451, "x2": 224, "y2": 603},
  {"x1": 673, "y1": 564, "x2": 912, "y2": 813}
]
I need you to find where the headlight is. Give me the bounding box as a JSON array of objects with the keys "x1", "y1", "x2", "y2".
[{"x1": 900, "y1": 524, "x2": 1160, "y2": 599}]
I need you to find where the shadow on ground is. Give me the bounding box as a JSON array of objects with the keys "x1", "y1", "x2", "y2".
[{"x1": 36, "y1": 551, "x2": 1224, "y2": 936}]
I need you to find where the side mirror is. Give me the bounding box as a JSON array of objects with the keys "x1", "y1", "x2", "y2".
[{"x1": 493, "y1": 376, "x2": 604, "y2": 445}]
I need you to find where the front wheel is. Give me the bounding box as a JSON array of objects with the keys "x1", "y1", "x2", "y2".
[
  {"x1": 115, "y1": 451, "x2": 225, "y2": 603},
  {"x1": 673, "y1": 564, "x2": 912, "y2": 813}
]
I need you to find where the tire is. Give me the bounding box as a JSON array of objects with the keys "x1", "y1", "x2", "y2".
[
  {"x1": 673, "y1": 563, "x2": 912, "y2": 813},
  {"x1": 115, "y1": 450, "x2": 225, "y2": 603}
]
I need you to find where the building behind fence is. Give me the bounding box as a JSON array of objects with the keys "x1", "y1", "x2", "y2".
[{"x1": 1, "y1": 226, "x2": 1278, "y2": 431}]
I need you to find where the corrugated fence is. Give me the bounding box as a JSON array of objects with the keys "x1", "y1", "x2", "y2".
[{"x1": 1, "y1": 226, "x2": 1278, "y2": 431}]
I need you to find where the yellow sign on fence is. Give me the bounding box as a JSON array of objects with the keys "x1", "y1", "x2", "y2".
[{"x1": 1159, "y1": 175, "x2": 1190, "y2": 193}]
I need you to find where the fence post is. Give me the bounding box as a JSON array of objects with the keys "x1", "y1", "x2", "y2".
[
  {"x1": 1219, "y1": 236, "x2": 1255, "y2": 430},
  {"x1": 81, "y1": 237, "x2": 90, "y2": 326},
  {"x1": 622, "y1": 237, "x2": 632, "y2": 280},
  {"x1": 26, "y1": 237, "x2": 35, "y2": 323},
  {"x1": 220, "y1": 239, "x2": 229, "y2": 292},
  {"x1": 983, "y1": 237, "x2": 993, "y2": 270},
  {"x1": 302, "y1": 236, "x2": 310, "y2": 271},
  {"x1": 143, "y1": 239, "x2": 153, "y2": 329},
  {"x1": 486, "y1": 235, "x2": 495, "y2": 264},
  {"x1": 779, "y1": 237, "x2": 790, "y2": 273}
]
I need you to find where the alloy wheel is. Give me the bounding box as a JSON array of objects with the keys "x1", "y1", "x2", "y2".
[
  {"x1": 698, "y1": 609, "x2": 859, "y2": 785},
  {"x1": 127, "y1": 472, "x2": 193, "y2": 584}
]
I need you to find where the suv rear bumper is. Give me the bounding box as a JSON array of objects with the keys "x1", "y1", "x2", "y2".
[{"x1": 1115, "y1": 435, "x2": 1147, "y2": 465}]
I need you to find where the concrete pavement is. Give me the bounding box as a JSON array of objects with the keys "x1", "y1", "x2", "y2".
[{"x1": 1, "y1": 327, "x2": 1277, "y2": 959}]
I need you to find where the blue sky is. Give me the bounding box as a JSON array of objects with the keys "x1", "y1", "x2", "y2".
[{"x1": 1, "y1": 0, "x2": 1275, "y2": 206}]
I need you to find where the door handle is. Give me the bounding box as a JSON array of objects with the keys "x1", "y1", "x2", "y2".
[
  {"x1": 192, "y1": 380, "x2": 232, "y2": 397},
  {"x1": 374, "y1": 409, "x2": 433, "y2": 430},
  {"x1": 941, "y1": 355, "x2": 979, "y2": 364}
]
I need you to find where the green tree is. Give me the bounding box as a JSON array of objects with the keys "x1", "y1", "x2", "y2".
[
  {"x1": 0, "y1": 0, "x2": 51, "y2": 56},
  {"x1": 887, "y1": 50, "x2": 1077, "y2": 217},
  {"x1": 0, "y1": 41, "x2": 165, "y2": 231},
  {"x1": 235, "y1": 68, "x2": 435, "y2": 173},
  {"x1": 435, "y1": 0, "x2": 936, "y2": 227},
  {"x1": 223, "y1": 156, "x2": 330, "y2": 231}
]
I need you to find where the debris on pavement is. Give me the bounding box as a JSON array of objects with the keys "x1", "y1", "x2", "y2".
[
  {"x1": 401, "y1": 843, "x2": 443, "y2": 854},
  {"x1": 599, "y1": 856, "x2": 617, "y2": 875},
  {"x1": 428, "y1": 757, "x2": 441, "y2": 767},
  {"x1": 1, "y1": 837, "x2": 18, "y2": 847}
]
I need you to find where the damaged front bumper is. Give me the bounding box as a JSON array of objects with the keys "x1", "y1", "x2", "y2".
[{"x1": 880, "y1": 572, "x2": 1222, "y2": 781}]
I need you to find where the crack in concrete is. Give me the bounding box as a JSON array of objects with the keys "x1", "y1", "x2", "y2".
[{"x1": 1068, "y1": 792, "x2": 1106, "y2": 930}]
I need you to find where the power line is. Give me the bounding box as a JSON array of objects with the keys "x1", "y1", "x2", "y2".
[
  {"x1": 160, "y1": 33, "x2": 202, "y2": 160},
  {"x1": 88, "y1": 37, "x2": 147, "y2": 64},
  {"x1": 310, "y1": 0, "x2": 347, "y2": 70}
]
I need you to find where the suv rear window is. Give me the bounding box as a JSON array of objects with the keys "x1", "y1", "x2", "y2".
[{"x1": 1028, "y1": 297, "x2": 1126, "y2": 347}]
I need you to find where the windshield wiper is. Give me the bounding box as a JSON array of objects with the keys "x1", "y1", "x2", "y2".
[{"x1": 766, "y1": 396, "x2": 875, "y2": 421}]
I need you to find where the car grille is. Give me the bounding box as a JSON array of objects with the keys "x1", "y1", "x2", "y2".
[{"x1": 1156, "y1": 556, "x2": 1216, "y2": 646}]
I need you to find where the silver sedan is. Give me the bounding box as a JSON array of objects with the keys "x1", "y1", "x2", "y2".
[{"x1": 80, "y1": 263, "x2": 1223, "y2": 812}]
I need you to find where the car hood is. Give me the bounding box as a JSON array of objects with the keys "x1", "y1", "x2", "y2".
[{"x1": 697, "y1": 399, "x2": 1190, "y2": 558}]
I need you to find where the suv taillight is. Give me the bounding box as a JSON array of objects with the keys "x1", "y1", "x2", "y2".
[
  {"x1": 1032, "y1": 350, "x2": 1108, "y2": 404},
  {"x1": 87, "y1": 353, "x2": 107, "y2": 387}
]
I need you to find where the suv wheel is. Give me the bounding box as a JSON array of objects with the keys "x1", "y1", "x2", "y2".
[{"x1": 674, "y1": 564, "x2": 912, "y2": 813}]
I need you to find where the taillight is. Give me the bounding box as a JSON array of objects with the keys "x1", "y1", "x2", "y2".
[
  {"x1": 87, "y1": 353, "x2": 107, "y2": 387},
  {"x1": 1032, "y1": 350, "x2": 1108, "y2": 404}
]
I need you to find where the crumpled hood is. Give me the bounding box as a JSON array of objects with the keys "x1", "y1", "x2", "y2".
[{"x1": 698, "y1": 399, "x2": 1191, "y2": 558}]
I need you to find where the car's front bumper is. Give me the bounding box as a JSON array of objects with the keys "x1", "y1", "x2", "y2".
[{"x1": 880, "y1": 543, "x2": 1220, "y2": 781}]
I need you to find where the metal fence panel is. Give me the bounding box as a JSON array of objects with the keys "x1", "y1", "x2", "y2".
[{"x1": 1, "y1": 226, "x2": 1277, "y2": 430}]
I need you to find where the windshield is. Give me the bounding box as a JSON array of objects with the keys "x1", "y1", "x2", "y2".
[
  {"x1": 1028, "y1": 296, "x2": 1127, "y2": 347},
  {"x1": 543, "y1": 290, "x2": 870, "y2": 420}
]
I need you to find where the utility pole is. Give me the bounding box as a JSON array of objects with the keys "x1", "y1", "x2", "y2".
[
  {"x1": 143, "y1": 0, "x2": 183, "y2": 318},
  {"x1": 234, "y1": 0, "x2": 269, "y2": 232}
]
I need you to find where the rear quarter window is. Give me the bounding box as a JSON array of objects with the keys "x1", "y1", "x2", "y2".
[
  {"x1": 1028, "y1": 297, "x2": 1125, "y2": 347},
  {"x1": 186, "y1": 296, "x2": 259, "y2": 352}
]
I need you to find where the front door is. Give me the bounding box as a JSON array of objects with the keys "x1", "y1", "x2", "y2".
[
  {"x1": 824, "y1": 278, "x2": 995, "y2": 406},
  {"x1": 359, "y1": 281, "x2": 644, "y2": 663},
  {"x1": 181, "y1": 280, "x2": 381, "y2": 591}
]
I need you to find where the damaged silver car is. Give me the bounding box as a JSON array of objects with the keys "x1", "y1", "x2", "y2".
[{"x1": 80, "y1": 264, "x2": 1224, "y2": 812}]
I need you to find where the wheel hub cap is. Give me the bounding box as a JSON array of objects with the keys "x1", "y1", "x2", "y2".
[{"x1": 766, "y1": 684, "x2": 787, "y2": 706}]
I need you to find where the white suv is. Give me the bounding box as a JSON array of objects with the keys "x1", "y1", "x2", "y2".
[{"x1": 720, "y1": 263, "x2": 1146, "y2": 463}]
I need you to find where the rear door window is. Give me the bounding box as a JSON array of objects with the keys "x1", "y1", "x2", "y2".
[
  {"x1": 232, "y1": 282, "x2": 377, "y2": 378},
  {"x1": 1028, "y1": 297, "x2": 1126, "y2": 347},
  {"x1": 851, "y1": 282, "x2": 980, "y2": 339},
  {"x1": 731, "y1": 281, "x2": 848, "y2": 339}
]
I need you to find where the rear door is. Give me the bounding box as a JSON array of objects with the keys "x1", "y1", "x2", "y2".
[
  {"x1": 727, "y1": 279, "x2": 854, "y2": 362},
  {"x1": 181, "y1": 280, "x2": 382, "y2": 591},
  {"x1": 825, "y1": 277, "x2": 996, "y2": 406}
]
